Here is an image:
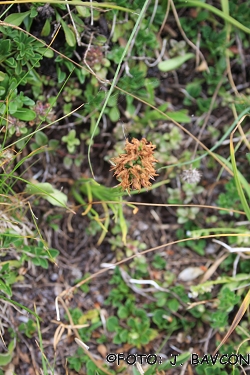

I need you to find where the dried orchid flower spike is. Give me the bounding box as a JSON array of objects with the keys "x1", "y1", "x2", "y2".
[{"x1": 110, "y1": 138, "x2": 158, "y2": 192}]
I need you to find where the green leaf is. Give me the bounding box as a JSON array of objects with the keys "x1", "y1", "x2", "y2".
[
  {"x1": 6, "y1": 57, "x2": 17, "y2": 68},
  {"x1": 47, "y1": 249, "x2": 59, "y2": 258},
  {"x1": 7, "y1": 339, "x2": 15, "y2": 354},
  {"x1": 38, "y1": 48, "x2": 54, "y2": 58},
  {"x1": 41, "y1": 18, "x2": 51, "y2": 37},
  {"x1": 0, "y1": 351, "x2": 12, "y2": 366},
  {"x1": 216, "y1": 154, "x2": 250, "y2": 201},
  {"x1": 0, "y1": 40, "x2": 11, "y2": 54},
  {"x1": 168, "y1": 299, "x2": 179, "y2": 312},
  {"x1": 63, "y1": 156, "x2": 73, "y2": 168},
  {"x1": 60, "y1": 18, "x2": 76, "y2": 47},
  {"x1": 0, "y1": 86, "x2": 6, "y2": 96},
  {"x1": 120, "y1": 329, "x2": 128, "y2": 342},
  {"x1": 0, "y1": 280, "x2": 12, "y2": 296},
  {"x1": 4, "y1": 11, "x2": 31, "y2": 26},
  {"x1": 13, "y1": 108, "x2": 36, "y2": 121},
  {"x1": 38, "y1": 258, "x2": 49, "y2": 269},
  {"x1": 57, "y1": 66, "x2": 66, "y2": 83},
  {"x1": 21, "y1": 96, "x2": 35, "y2": 106},
  {"x1": 178, "y1": 0, "x2": 250, "y2": 35},
  {"x1": 230, "y1": 139, "x2": 250, "y2": 220},
  {"x1": 109, "y1": 107, "x2": 120, "y2": 122},
  {"x1": 153, "y1": 309, "x2": 167, "y2": 328},
  {"x1": 76, "y1": 5, "x2": 90, "y2": 17},
  {"x1": 118, "y1": 305, "x2": 129, "y2": 319},
  {"x1": 25, "y1": 182, "x2": 68, "y2": 207},
  {"x1": 9, "y1": 101, "x2": 18, "y2": 114},
  {"x1": 46, "y1": 189, "x2": 68, "y2": 207},
  {"x1": 158, "y1": 53, "x2": 195, "y2": 72},
  {"x1": 0, "y1": 71, "x2": 6, "y2": 82},
  {"x1": 35, "y1": 131, "x2": 48, "y2": 146},
  {"x1": 32, "y1": 257, "x2": 42, "y2": 266},
  {"x1": 165, "y1": 110, "x2": 190, "y2": 123},
  {"x1": 106, "y1": 316, "x2": 119, "y2": 331}
]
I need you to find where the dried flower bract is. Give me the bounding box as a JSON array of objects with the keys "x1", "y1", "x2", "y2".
[
  {"x1": 110, "y1": 138, "x2": 158, "y2": 192},
  {"x1": 181, "y1": 167, "x2": 202, "y2": 184}
]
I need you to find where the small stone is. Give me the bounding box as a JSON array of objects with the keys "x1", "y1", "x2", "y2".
[{"x1": 50, "y1": 273, "x2": 58, "y2": 282}]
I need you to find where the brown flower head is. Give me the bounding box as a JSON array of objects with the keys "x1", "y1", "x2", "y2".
[{"x1": 110, "y1": 138, "x2": 158, "y2": 192}]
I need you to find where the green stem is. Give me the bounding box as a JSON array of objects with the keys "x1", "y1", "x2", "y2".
[
  {"x1": 177, "y1": 1, "x2": 250, "y2": 34},
  {"x1": 88, "y1": 0, "x2": 151, "y2": 178}
]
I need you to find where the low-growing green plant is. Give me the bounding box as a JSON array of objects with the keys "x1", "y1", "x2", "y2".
[
  {"x1": 217, "y1": 178, "x2": 243, "y2": 217},
  {"x1": 0, "y1": 26, "x2": 53, "y2": 80},
  {"x1": 2, "y1": 232, "x2": 59, "y2": 271},
  {"x1": 62, "y1": 128, "x2": 80, "y2": 154},
  {"x1": 0, "y1": 333, "x2": 16, "y2": 368},
  {"x1": 68, "y1": 349, "x2": 112, "y2": 375},
  {"x1": 72, "y1": 178, "x2": 128, "y2": 245},
  {"x1": 0, "y1": 261, "x2": 22, "y2": 297},
  {"x1": 152, "y1": 254, "x2": 167, "y2": 270},
  {"x1": 176, "y1": 206, "x2": 200, "y2": 224},
  {"x1": 18, "y1": 318, "x2": 37, "y2": 338},
  {"x1": 108, "y1": 231, "x2": 147, "y2": 261},
  {"x1": 107, "y1": 305, "x2": 158, "y2": 348},
  {"x1": 105, "y1": 267, "x2": 135, "y2": 308},
  {"x1": 68, "y1": 347, "x2": 86, "y2": 372},
  {"x1": 0, "y1": 27, "x2": 54, "y2": 136},
  {"x1": 30, "y1": 130, "x2": 59, "y2": 152},
  {"x1": 66, "y1": 307, "x2": 102, "y2": 347}
]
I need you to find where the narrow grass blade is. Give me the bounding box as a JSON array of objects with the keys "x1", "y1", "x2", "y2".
[
  {"x1": 215, "y1": 153, "x2": 250, "y2": 201},
  {"x1": 88, "y1": 0, "x2": 151, "y2": 178},
  {"x1": 230, "y1": 123, "x2": 250, "y2": 220},
  {"x1": 214, "y1": 290, "x2": 250, "y2": 354},
  {"x1": 178, "y1": 1, "x2": 250, "y2": 34}
]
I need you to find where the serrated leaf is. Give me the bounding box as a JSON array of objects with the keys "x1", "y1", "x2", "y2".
[
  {"x1": 5, "y1": 11, "x2": 30, "y2": 26},
  {"x1": 158, "y1": 53, "x2": 195, "y2": 72}
]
